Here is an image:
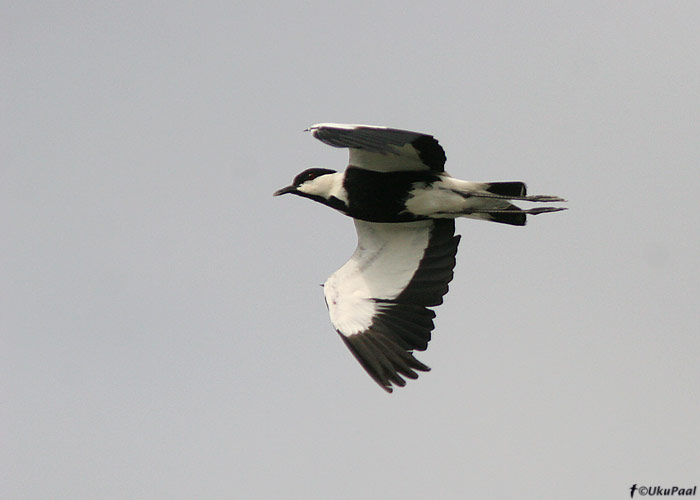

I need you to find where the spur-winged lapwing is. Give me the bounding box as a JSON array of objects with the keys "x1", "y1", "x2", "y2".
[{"x1": 274, "y1": 123, "x2": 566, "y2": 392}]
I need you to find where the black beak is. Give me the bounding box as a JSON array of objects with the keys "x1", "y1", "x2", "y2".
[{"x1": 273, "y1": 185, "x2": 296, "y2": 196}]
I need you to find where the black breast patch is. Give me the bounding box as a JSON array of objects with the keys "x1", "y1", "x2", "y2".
[{"x1": 343, "y1": 167, "x2": 440, "y2": 222}]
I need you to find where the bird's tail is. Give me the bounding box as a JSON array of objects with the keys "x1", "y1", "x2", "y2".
[
  {"x1": 483, "y1": 181, "x2": 566, "y2": 203},
  {"x1": 454, "y1": 181, "x2": 567, "y2": 226},
  {"x1": 466, "y1": 204, "x2": 567, "y2": 226}
]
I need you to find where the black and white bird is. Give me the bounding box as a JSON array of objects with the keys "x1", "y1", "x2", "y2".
[{"x1": 274, "y1": 123, "x2": 566, "y2": 393}]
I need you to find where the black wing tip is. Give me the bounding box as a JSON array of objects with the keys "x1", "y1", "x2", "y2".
[
  {"x1": 411, "y1": 135, "x2": 447, "y2": 172},
  {"x1": 339, "y1": 330, "x2": 431, "y2": 393}
]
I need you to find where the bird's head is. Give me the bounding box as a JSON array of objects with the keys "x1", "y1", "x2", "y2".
[{"x1": 273, "y1": 168, "x2": 339, "y2": 198}]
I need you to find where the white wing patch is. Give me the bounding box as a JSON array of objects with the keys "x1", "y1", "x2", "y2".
[
  {"x1": 348, "y1": 144, "x2": 430, "y2": 173},
  {"x1": 323, "y1": 220, "x2": 432, "y2": 336}
]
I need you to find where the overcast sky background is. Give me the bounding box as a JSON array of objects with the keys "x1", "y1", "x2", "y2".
[{"x1": 3, "y1": 2, "x2": 699, "y2": 499}]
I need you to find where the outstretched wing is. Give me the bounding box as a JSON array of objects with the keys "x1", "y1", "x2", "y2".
[
  {"x1": 308, "y1": 123, "x2": 447, "y2": 173},
  {"x1": 323, "y1": 219, "x2": 460, "y2": 392}
]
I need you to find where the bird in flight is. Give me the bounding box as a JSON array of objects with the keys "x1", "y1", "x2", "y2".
[{"x1": 274, "y1": 123, "x2": 566, "y2": 392}]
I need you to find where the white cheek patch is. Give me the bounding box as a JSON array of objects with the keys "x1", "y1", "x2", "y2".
[{"x1": 297, "y1": 173, "x2": 348, "y2": 203}]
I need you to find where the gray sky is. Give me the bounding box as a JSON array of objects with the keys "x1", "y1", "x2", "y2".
[{"x1": 3, "y1": 2, "x2": 699, "y2": 499}]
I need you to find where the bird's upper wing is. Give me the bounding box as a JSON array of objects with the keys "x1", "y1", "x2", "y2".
[
  {"x1": 323, "y1": 219, "x2": 460, "y2": 392},
  {"x1": 308, "y1": 123, "x2": 447, "y2": 172}
]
